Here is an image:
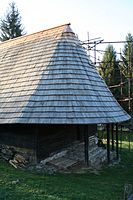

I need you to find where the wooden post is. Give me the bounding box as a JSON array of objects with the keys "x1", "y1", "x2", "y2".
[
  {"x1": 120, "y1": 125, "x2": 123, "y2": 153},
  {"x1": 34, "y1": 125, "x2": 38, "y2": 164},
  {"x1": 128, "y1": 129, "x2": 131, "y2": 152},
  {"x1": 111, "y1": 124, "x2": 114, "y2": 151},
  {"x1": 106, "y1": 124, "x2": 110, "y2": 164},
  {"x1": 84, "y1": 125, "x2": 89, "y2": 166},
  {"x1": 116, "y1": 123, "x2": 119, "y2": 160}
]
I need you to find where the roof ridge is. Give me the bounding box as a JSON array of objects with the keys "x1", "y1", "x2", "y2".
[{"x1": 0, "y1": 23, "x2": 71, "y2": 46}]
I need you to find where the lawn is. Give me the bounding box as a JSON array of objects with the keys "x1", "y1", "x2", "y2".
[{"x1": 0, "y1": 134, "x2": 133, "y2": 200}]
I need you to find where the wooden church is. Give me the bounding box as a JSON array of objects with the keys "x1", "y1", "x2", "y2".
[{"x1": 0, "y1": 24, "x2": 130, "y2": 164}]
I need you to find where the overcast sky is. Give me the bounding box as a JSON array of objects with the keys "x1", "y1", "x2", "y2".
[{"x1": 0, "y1": 0, "x2": 133, "y2": 60}]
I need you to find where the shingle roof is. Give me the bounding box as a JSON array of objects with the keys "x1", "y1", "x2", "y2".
[{"x1": 0, "y1": 24, "x2": 131, "y2": 124}]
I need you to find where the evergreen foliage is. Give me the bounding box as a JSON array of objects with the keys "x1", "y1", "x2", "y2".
[
  {"x1": 99, "y1": 34, "x2": 133, "y2": 114},
  {"x1": 121, "y1": 33, "x2": 133, "y2": 114},
  {"x1": 121, "y1": 33, "x2": 133, "y2": 77},
  {"x1": 0, "y1": 2, "x2": 25, "y2": 41},
  {"x1": 99, "y1": 44, "x2": 121, "y2": 98}
]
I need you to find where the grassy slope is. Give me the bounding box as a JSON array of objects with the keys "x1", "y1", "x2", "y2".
[{"x1": 0, "y1": 142, "x2": 133, "y2": 199}]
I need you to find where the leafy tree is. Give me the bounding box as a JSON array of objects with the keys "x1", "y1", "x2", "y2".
[
  {"x1": 0, "y1": 2, "x2": 25, "y2": 41},
  {"x1": 99, "y1": 44, "x2": 121, "y2": 98}
]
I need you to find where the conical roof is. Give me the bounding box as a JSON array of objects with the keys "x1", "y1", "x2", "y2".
[{"x1": 0, "y1": 24, "x2": 131, "y2": 124}]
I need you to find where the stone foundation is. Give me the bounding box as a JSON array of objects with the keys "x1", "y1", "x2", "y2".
[
  {"x1": 35, "y1": 138, "x2": 116, "y2": 173},
  {"x1": 0, "y1": 136, "x2": 116, "y2": 172}
]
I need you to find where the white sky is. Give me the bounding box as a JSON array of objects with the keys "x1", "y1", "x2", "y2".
[{"x1": 0, "y1": 0, "x2": 133, "y2": 61}]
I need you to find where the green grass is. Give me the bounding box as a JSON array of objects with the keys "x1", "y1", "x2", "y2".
[{"x1": 0, "y1": 139, "x2": 133, "y2": 199}]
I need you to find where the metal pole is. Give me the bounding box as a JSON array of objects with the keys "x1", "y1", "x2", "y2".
[
  {"x1": 94, "y1": 41, "x2": 96, "y2": 65},
  {"x1": 106, "y1": 124, "x2": 110, "y2": 164},
  {"x1": 87, "y1": 32, "x2": 90, "y2": 56},
  {"x1": 116, "y1": 123, "x2": 119, "y2": 160},
  {"x1": 128, "y1": 42, "x2": 131, "y2": 113},
  {"x1": 84, "y1": 125, "x2": 89, "y2": 166}
]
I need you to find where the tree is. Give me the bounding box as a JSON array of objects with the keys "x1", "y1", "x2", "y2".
[
  {"x1": 0, "y1": 2, "x2": 25, "y2": 41},
  {"x1": 121, "y1": 33, "x2": 133, "y2": 114},
  {"x1": 99, "y1": 44, "x2": 121, "y2": 98},
  {"x1": 121, "y1": 33, "x2": 133, "y2": 77}
]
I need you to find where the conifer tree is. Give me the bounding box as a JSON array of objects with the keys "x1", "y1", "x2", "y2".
[
  {"x1": 122, "y1": 33, "x2": 133, "y2": 77},
  {"x1": 121, "y1": 33, "x2": 133, "y2": 114},
  {"x1": 0, "y1": 2, "x2": 25, "y2": 41},
  {"x1": 99, "y1": 44, "x2": 121, "y2": 98}
]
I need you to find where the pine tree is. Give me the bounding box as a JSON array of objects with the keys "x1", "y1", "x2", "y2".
[
  {"x1": 122, "y1": 33, "x2": 133, "y2": 77},
  {"x1": 99, "y1": 44, "x2": 121, "y2": 98},
  {"x1": 121, "y1": 33, "x2": 133, "y2": 114},
  {"x1": 0, "y1": 2, "x2": 25, "y2": 41}
]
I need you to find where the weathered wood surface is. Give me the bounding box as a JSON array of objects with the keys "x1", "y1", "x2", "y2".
[
  {"x1": 0, "y1": 24, "x2": 130, "y2": 124},
  {"x1": 0, "y1": 125, "x2": 35, "y2": 148},
  {"x1": 36, "y1": 125, "x2": 78, "y2": 160},
  {"x1": 0, "y1": 144, "x2": 29, "y2": 168}
]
